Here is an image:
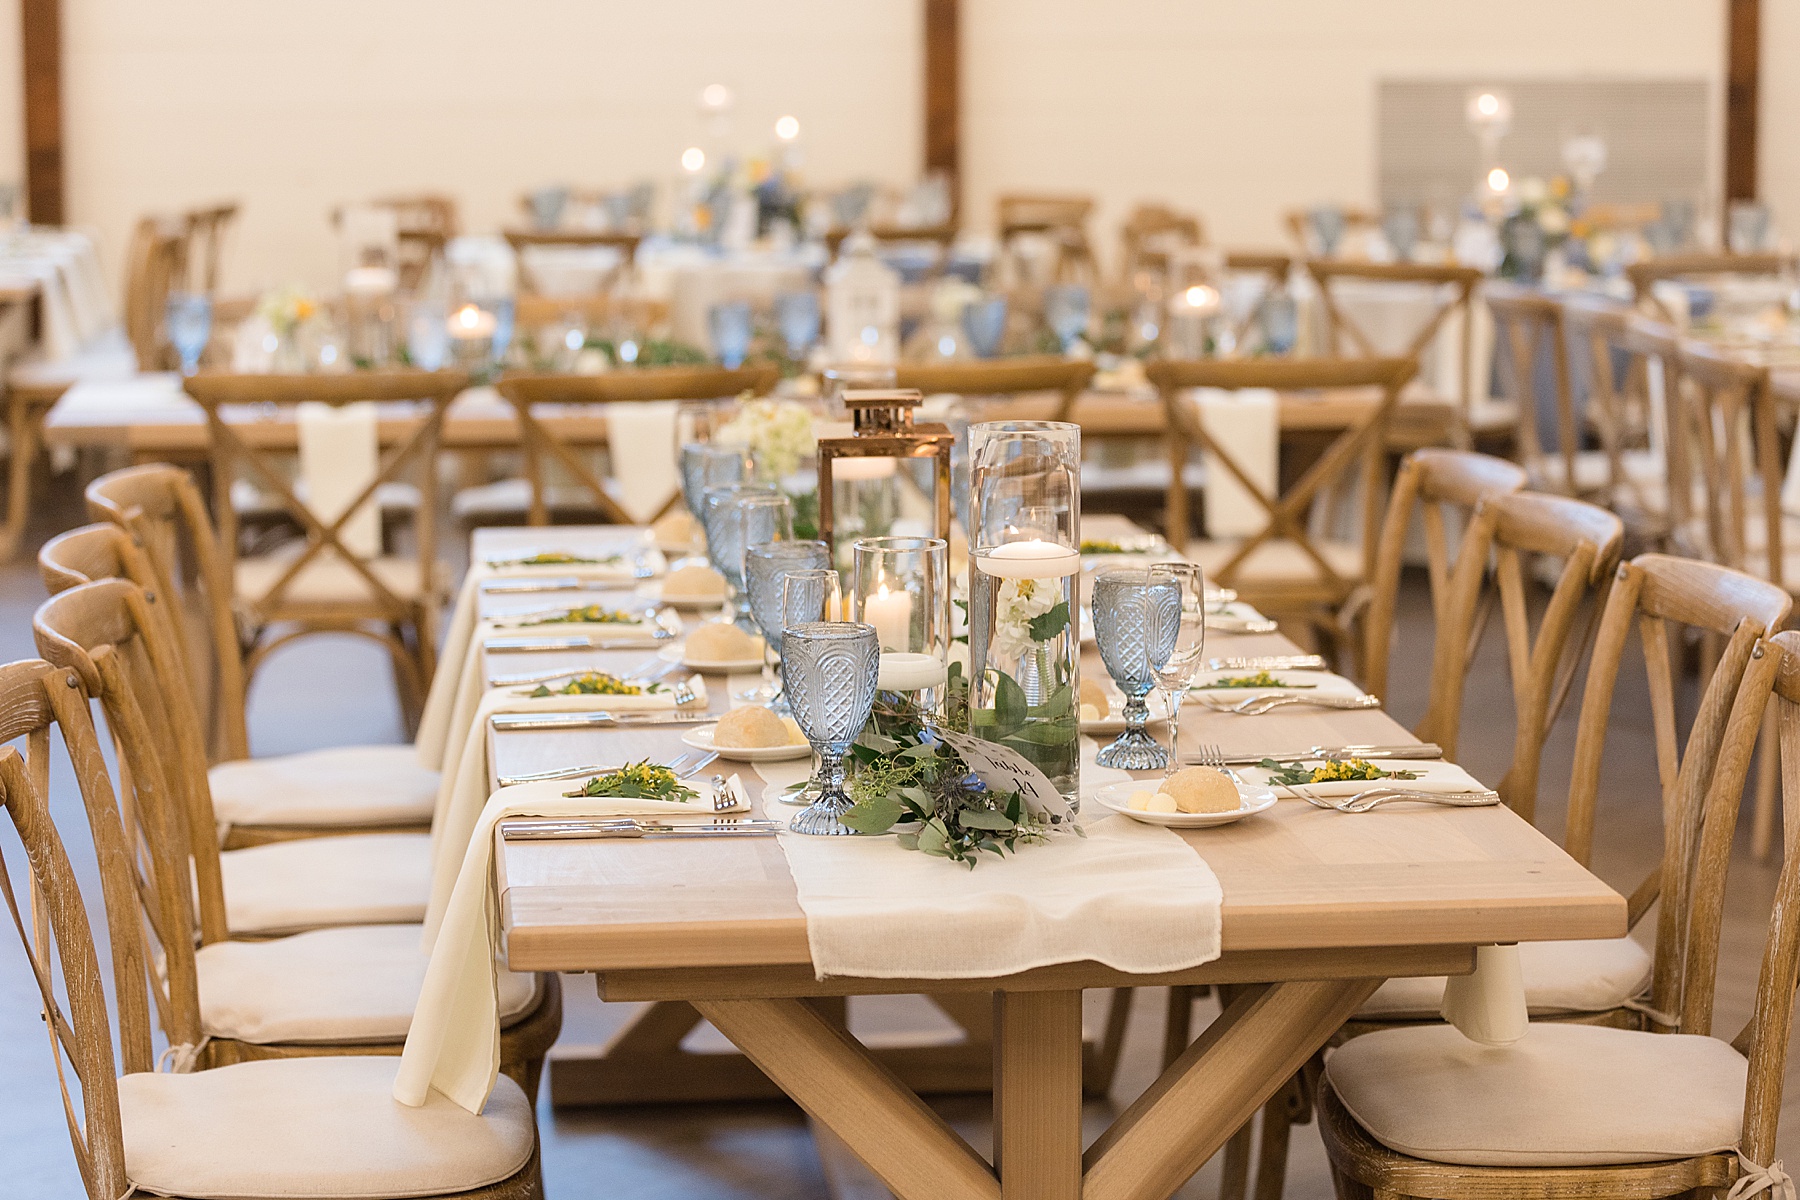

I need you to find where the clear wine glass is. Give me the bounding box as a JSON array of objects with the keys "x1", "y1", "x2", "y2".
[
  {"x1": 1044, "y1": 284, "x2": 1090, "y2": 352},
  {"x1": 1091, "y1": 568, "x2": 1182, "y2": 770},
  {"x1": 165, "y1": 292, "x2": 213, "y2": 376},
  {"x1": 1146, "y1": 562, "x2": 1207, "y2": 774},
  {"x1": 745, "y1": 540, "x2": 829, "y2": 706},
  {"x1": 708, "y1": 300, "x2": 754, "y2": 368},
  {"x1": 782, "y1": 621, "x2": 880, "y2": 836}
]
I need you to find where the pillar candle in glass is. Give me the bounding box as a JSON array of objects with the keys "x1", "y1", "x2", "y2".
[
  {"x1": 966, "y1": 421, "x2": 1082, "y2": 811},
  {"x1": 850, "y1": 536, "x2": 950, "y2": 735}
]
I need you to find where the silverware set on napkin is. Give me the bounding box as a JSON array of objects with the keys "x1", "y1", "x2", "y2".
[
  {"x1": 490, "y1": 709, "x2": 716, "y2": 732},
  {"x1": 499, "y1": 816, "x2": 779, "y2": 840},
  {"x1": 1185, "y1": 742, "x2": 1444, "y2": 766},
  {"x1": 497, "y1": 747, "x2": 722, "y2": 789},
  {"x1": 1188, "y1": 744, "x2": 1496, "y2": 812}
]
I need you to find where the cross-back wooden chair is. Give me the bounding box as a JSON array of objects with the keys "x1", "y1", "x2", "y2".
[
  {"x1": 1119, "y1": 203, "x2": 1204, "y2": 278},
  {"x1": 503, "y1": 228, "x2": 642, "y2": 295},
  {"x1": 183, "y1": 369, "x2": 468, "y2": 732},
  {"x1": 1283, "y1": 207, "x2": 1379, "y2": 252},
  {"x1": 1223, "y1": 251, "x2": 1295, "y2": 350},
  {"x1": 335, "y1": 195, "x2": 456, "y2": 291},
  {"x1": 1318, "y1": 623, "x2": 1797, "y2": 1200},
  {"x1": 1307, "y1": 259, "x2": 1488, "y2": 446},
  {"x1": 492, "y1": 365, "x2": 778, "y2": 526},
  {"x1": 177, "y1": 202, "x2": 239, "y2": 295},
  {"x1": 121, "y1": 215, "x2": 185, "y2": 370},
  {"x1": 895, "y1": 356, "x2": 1096, "y2": 421},
  {"x1": 1626, "y1": 251, "x2": 1797, "y2": 324},
  {"x1": 997, "y1": 192, "x2": 1097, "y2": 282},
  {"x1": 1146, "y1": 356, "x2": 1417, "y2": 651},
  {"x1": 40, "y1": 519, "x2": 440, "y2": 847},
  {"x1": 1557, "y1": 293, "x2": 1674, "y2": 533},
  {"x1": 513, "y1": 292, "x2": 672, "y2": 343},
  {"x1": 0, "y1": 668, "x2": 545, "y2": 1200}
]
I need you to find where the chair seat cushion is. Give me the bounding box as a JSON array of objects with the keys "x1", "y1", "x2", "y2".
[
  {"x1": 209, "y1": 745, "x2": 438, "y2": 828},
  {"x1": 1528, "y1": 449, "x2": 1663, "y2": 495},
  {"x1": 1359, "y1": 936, "x2": 1652, "y2": 1019},
  {"x1": 220, "y1": 833, "x2": 430, "y2": 935},
  {"x1": 1185, "y1": 537, "x2": 1364, "y2": 589},
  {"x1": 196, "y1": 924, "x2": 539, "y2": 1044},
  {"x1": 235, "y1": 549, "x2": 439, "y2": 606},
  {"x1": 1325, "y1": 1023, "x2": 1746, "y2": 1167},
  {"x1": 119, "y1": 1055, "x2": 535, "y2": 1199}
]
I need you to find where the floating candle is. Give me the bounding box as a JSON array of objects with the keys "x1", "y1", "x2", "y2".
[
  {"x1": 877, "y1": 651, "x2": 948, "y2": 691},
  {"x1": 976, "y1": 539, "x2": 1081, "y2": 580},
  {"x1": 448, "y1": 304, "x2": 498, "y2": 340}
]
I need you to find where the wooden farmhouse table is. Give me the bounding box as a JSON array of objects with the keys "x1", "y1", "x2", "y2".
[{"x1": 462, "y1": 517, "x2": 1625, "y2": 1200}]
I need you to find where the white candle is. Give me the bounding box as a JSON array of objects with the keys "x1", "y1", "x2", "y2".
[
  {"x1": 877, "y1": 651, "x2": 947, "y2": 691},
  {"x1": 448, "y1": 304, "x2": 498, "y2": 340},
  {"x1": 830, "y1": 456, "x2": 898, "y2": 482},
  {"x1": 863, "y1": 583, "x2": 913, "y2": 650},
  {"x1": 344, "y1": 266, "x2": 398, "y2": 296},
  {"x1": 977, "y1": 539, "x2": 1081, "y2": 580}
]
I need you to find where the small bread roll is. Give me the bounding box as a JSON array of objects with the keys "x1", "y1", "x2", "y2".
[
  {"x1": 653, "y1": 510, "x2": 700, "y2": 547},
  {"x1": 1080, "y1": 703, "x2": 1101, "y2": 722},
  {"x1": 665, "y1": 563, "x2": 727, "y2": 597},
  {"x1": 1078, "y1": 677, "x2": 1110, "y2": 719},
  {"x1": 1159, "y1": 766, "x2": 1240, "y2": 814},
  {"x1": 1145, "y1": 791, "x2": 1180, "y2": 814},
  {"x1": 686, "y1": 622, "x2": 763, "y2": 660},
  {"x1": 714, "y1": 706, "x2": 792, "y2": 748}
]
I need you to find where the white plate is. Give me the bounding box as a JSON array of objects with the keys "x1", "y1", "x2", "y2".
[
  {"x1": 1079, "y1": 690, "x2": 1171, "y2": 734},
  {"x1": 659, "y1": 642, "x2": 767, "y2": 674},
  {"x1": 681, "y1": 724, "x2": 813, "y2": 762},
  {"x1": 1091, "y1": 779, "x2": 1278, "y2": 828}
]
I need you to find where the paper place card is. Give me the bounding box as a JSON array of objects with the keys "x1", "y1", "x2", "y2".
[{"x1": 936, "y1": 727, "x2": 1075, "y2": 826}]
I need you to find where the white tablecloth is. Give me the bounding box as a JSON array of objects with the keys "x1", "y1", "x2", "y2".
[{"x1": 0, "y1": 228, "x2": 116, "y2": 361}]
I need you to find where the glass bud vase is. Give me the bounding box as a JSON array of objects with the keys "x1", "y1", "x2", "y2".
[
  {"x1": 850, "y1": 536, "x2": 951, "y2": 741},
  {"x1": 965, "y1": 421, "x2": 1082, "y2": 812}
]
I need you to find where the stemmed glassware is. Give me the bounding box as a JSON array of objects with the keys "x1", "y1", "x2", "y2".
[
  {"x1": 680, "y1": 443, "x2": 751, "y2": 521},
  {"x1": 165, "y1": 292, "x2": 213, "y2": 376},
  {"x1": 1090, "y1": 568, "x2": 1182, "y2": 770},
  {"x1": 702, "y1": 486, "x2": 791, "y2": 633},
  {"x1": 1043, "y1": 284, "x2": 1090, "y2": 353},
  {"x1": 782, "y1": 620, "x2": 880, "y2": 836},
  {"x1": 775, "y1": 291, "x2": 820, "y2": 361},
  {"x1": 708, "y1": 300, "x2": 754, "y2": 368},
  {"x1": 962, "y1": 297, "x2": 1008, "y2": 359},
  {"x1": 745, "y1": 540, "x2": 830, "y2": 706},
  {"x1": 1145, "y1": 562, "x2": 1208, "y2": 773}
]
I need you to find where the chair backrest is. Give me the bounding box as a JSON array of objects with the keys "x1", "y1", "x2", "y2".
[
  {"x1": 121, "y1": 216, "x2": 184, "y2": 371},
  {"x1": 494, "y1": 365, "x2": 779, "y2": 526},
  {"x1": 1222, "y1": 252, "x2": 1295, "y2": 348},
  {"x1": 1678, "y1": 341, "x2": 1783, "y2": 586},
  {"x1": 1625, "y1": 252, "x2": 1797, "y2": 323},
  {"x1": 183, "y1": 369, "x2": 469, "y2": 623},
  {"x1": 513, "y1": 293, "x2": 672, "y2": 343},
  {"x1": 1282, "y1": 207, "x2": 1378, "y2": 253},
  {"x1": 1306, "y1": 260, "x2": 1484, "y2": 414},
  {"x1": 1119, "y1": 204, "x2": 1204, "y2": 277},
  {"x1": 35, "y1": 579, "x2": 231, "y2": 947},
  {"x1": 1564, "y1": 553, "x2": 1790, "y2": 1023},
  {"x1": 1557, "y1": 294, "x2": 1675, "y2": 512},
  {"x1": 894, "y1": 356, "x2": 1096, "y2": 421},
  {"x1": 178, "y1": 201, "x2": 238, "y2": 295},
  {"x1": 503, "y1": 228, "x2": 643, "y2": 295},
  {"x1": 334, "y1": 195, "x2": 455, "y2": 290},
  {"x1": 1486, "y1": 283, "x2": 1581, "y2": 489},
  {"x1": 1622, "y1": 319, "x2": 1690, "y2": 533},
  {"x1": 1420, "y1": 490, "x2": 1623, "y2": 817},
  {"x1": 997, "y1": 193, "x2": 1096, "y2": 281},
  {"x1": 0, "y1": 656, "x2": 183, "y2": 1200},
  {"x1": 1362, "y1": 448, "x2": 1529, "y2": 708},
  {"x1": 84, "y1": 463, "x2": 248, "y2": 762},
  {"x1": 1146, "y1": 356, "x2": 1417, "y2": 591}
]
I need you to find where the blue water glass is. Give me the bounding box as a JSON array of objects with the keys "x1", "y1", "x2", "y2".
[
  {"x1": 526, "y1": 186, "x2": 569, "y2": 230},
  {"x1": 1091, "y1": 570, "x2": 1182, "y2": 770},
  {"x1": 962, "y1": 297, "x2": 1008, "y2": 358},
  {"x1": 701, "y1": 484, "x2": 788, "y2": 631},
  {"x1": 490, "y1": 297, "x2": 515, "y2": 364},
  {"x1": 408, "y1": 302, "x2": 450, "y2": 370},
  {"x1": 1382, "y1": 206, "x2": 1420, "y2": 260},
  {"x1": 680, "y1": 443, "x2": 750, "y2": 518},
  {"x1": 1261, "y1": 292, "x2": 1299, "y2": 355},
  {"x1": 783, "y1": 621, "x2": 881, "y2": 836},
  {"x1": 746, "y1": 540, "x2": 830, "y2": 706},
  {"x1": 776, "y1": 291, "x2": 821, "y2": 360},
  {"x1": 708, "y1": 300, "x2": 754, "y2": 368},
  {"x1": 1044, "y1": 284, "x2": 1091, "y2": 352},
  {"x1": 1308, "y1": 206, "x2": 1348, "y2": 257},
  {"x1": 165, "y1": 292, "x2": 212, "y2": 376}
]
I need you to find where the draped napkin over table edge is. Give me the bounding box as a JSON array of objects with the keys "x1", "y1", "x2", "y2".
[
  {"x1": 424, "y1": 674, "x2": 708, "y2": 930},
  {"x1": 416, "y1": 551, "x2": 667, "y2": 767}
]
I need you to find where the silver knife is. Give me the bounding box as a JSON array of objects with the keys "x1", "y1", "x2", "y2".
[
  {"x1": 1205, "y1": 616, "x2": 1280, "y2": 634},
  {"x1": 1205, "y1": 654, "x2": 1328, "y2": 672},
  {"x1": 490, "y1": 710, "x2": 715, "y2": 732},
  {"x1": 498, "y1": 817, "x2": 780, "y2": 840},
  {"x1": 481, "y1": 577, "x2": 635, "y2": 594},
  {"x1": 1203, "y1": 743, "x2": 1444, "y2": 766},
  {"x1": 484, "y1": 632, "x2": 673, "y2": 652}
]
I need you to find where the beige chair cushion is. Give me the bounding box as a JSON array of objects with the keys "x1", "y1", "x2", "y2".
[
  {"x1": 1360, "y1": 936, "x2": 1652, "y2": 1019},
  {"x1": 1326, "y1": 1023, "x2": 1746, "y2": 1167},
  {"x1": 210, "y1": 745, "x2": 438, "y2": 828},
  {"x1": 1528, "y1": 448, "x2": 1663, "y2": 496},
  {"x1": 236, "y1": 549, "x2": 436, "y2": 606},
  {"x1": 196, "y1": 924, "x2": 538, "y2": 1044},
  {"x1": 1185, "y1": 537, "x2": 1364, "y2": 588},
  {"x1": 220, "y1": 833, "x2": 430, "y2": 936},
  {"x1": 120, "y1": 1056, "x2": 535, "y2": 1199}
]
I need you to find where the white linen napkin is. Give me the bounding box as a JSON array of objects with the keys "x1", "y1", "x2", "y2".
[
  {"x1": 764, "y1": 741, "x2": 1224, "y2": 980},
  {"x1": 1190, "y1": 387, "x2": 1278, "y2": 538},
  {"x1": 605, "y1": 401, "x2": 682, "y2": 523},
  {"x1": 425, "y1": 673, "x2": 706, "y2": 928},
  {"x1": 397, "y1": 783, "x2": 714, "y2": 1112},
  {"x1": 1234, "y1": 758, "x2": 1483, "y2": 797},
  {"x1": 297, "y1": 401, "x2": 381, "y2": 559},
  {"x1": 416, "y1": 554, "x2": 664, "y2": 768}
]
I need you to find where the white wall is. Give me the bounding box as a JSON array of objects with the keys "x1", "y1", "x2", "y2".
[
  {"x1": 1761, "y1": 0, "x2": 1800, "y2": 237},
  {"x1": 37, "y1": 0, "x2": 1760, "y2": 293},
  {"x1": 60, "y1": 0, "x2": 922, "y2": 294},
  {"x1": 963, "y1": 0, "x2": 1724, "y2": 258}
]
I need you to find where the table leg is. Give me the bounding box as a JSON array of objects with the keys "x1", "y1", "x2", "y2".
[{"x1": 993, "y1": 989, "x2": 1082, "y2": 1200}]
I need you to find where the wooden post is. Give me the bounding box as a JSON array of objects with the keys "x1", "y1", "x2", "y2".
[
  {"x1": 924, "y1": 0, "x2": 959, "y2": 219},
  {"x1": 21, "y1": 0, "x2": 62, "y2": 224},
  {"x1": 1724, "y1": 0, "x2": 1760, "y2": 206}
]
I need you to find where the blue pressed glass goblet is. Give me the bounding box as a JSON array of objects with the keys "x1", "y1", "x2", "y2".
[
  {"x1": 783, "y1": 621, "x2": 880, "y2": 836},
  {"x1": 708, "y1": 300, "x2": 754, "y2": 368},
  {"x1": 166, "y1": 292, "x2": 213, "y2": 376},
  {"x1": 681, "y1": 443, "x2": 751, "y2": 520},
  {"x1": 701, "y1": 485, "x2": 789, "y2": 633},
  {"x1": 962, "y1": 297, "x2": 1008, "y2": 359},
  {"x1": 745, "y1": 539, "x2": 830, "y2": 706},
  {"x1": 1044, "y1": 284, "x2": 1090, "y2": 353},
  {"x1": 1091, "y1": 569, "x2": 1182, "y2": 770}
]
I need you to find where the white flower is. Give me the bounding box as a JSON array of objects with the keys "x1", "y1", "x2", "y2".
[
  {"x1": 714, "y1": 398, "x2": 816, "y2": 480},
  {"x1": 990, "y1": 577, "x2": 1064, "y2": 663}
]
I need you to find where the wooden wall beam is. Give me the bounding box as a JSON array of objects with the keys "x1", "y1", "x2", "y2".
[
  {"x1": 924, "y1": 0, "x2": 960, "y2": 219},
  {"x1": 21, "y1": 0, "x2": 63, "y2": 224},
  {"x1": 1725, "y1": 0, "x2": 1760, "y2": 205}
]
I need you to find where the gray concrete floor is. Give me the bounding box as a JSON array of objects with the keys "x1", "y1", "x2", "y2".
[{"x1": 0, "y1": 489, "x2": 1790, "y2": 1199}]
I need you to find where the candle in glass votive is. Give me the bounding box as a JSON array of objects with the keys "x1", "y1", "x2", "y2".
[
  {"x1": 877, "y1": 651, "x2": 948, "y2": 691},
  {"x1": 447, "y1": 303, "x2": 498, "y2": 340},
  {"x1": 977, "y1": 538, "x2": 1082, "y2": 580},
  {"x1": 831, "y1": 456, "x2": 898, "y2": 481},
  {"x1": 863, "y1": 583, "x2": 912, "y2": 650}
]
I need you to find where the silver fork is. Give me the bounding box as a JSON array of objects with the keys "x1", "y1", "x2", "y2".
[
  {"x1": 1296, "y1": 786, "x2": 1501, "y2": 813},
  {"x1": 1210, "y1": 693, "x2": 1383, "y2": 716},
  {"x1": 709, "y1": 773, "x2": 740, "y2": 812},
  {"x1": 499, "y1": 749, "x2": 706, "y2": 789}
]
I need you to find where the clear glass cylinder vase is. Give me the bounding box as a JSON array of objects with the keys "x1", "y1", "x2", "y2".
[
  {"x1": 850, "y1": 536, "x2": 951, "y2": 738},
  {"x1": 965, "y1": 421, "x2": 1082, "y2": 811}
]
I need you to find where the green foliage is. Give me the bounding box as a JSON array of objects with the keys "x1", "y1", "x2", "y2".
[{"x1": 564, "y1": 759, "x2": 699, "y2": 803}]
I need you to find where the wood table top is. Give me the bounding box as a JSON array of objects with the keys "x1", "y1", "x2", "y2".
[{"x1": 481, "y1": 520, "x2": 1625, "y2": 984}]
